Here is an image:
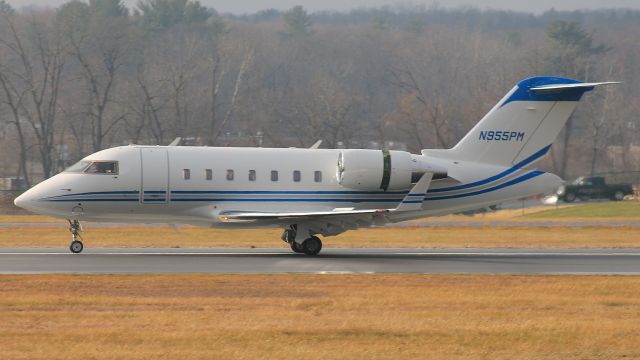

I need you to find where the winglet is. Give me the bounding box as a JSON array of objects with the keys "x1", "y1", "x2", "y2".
[
  {"x1": 309, "y1": 140, "x2": 322, "y2": 149},
  {"x1": 395, "y1": 172, "x2": 433, "y2": 212},
  {"x1": 168, "y1": 137, "x2": 182, "y2": 146}
]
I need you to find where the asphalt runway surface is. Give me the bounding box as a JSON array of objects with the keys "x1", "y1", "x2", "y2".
[{"x1": 2, "y1": 248, "x2": 640, "y2": 275}]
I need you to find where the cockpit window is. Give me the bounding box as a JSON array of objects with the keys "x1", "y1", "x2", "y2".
[
  {"x1": 64, "y1": 161, "x2": 91, "y2": 173},
  {"x1": 84, "y1": 161, "x2": 119, "y2": 175}
]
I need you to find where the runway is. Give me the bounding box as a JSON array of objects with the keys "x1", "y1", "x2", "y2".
[{"x1": 2, "y1": 248, "x2": 640, "y2": 274}]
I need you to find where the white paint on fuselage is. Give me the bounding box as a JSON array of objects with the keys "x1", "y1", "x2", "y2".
[
  {"x1": 14, "y1": 145, "x2": 560, "y2": 228},
  {"x1": 14, "y1": 76, "x2": 615, "y2": 245}
]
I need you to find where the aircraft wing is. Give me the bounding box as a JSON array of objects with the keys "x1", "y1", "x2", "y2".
[
  {"x1": 218, "y1": 208, "x2": 389, "y2": 222},
  {"x1": 218, "y1": 172, "x2": 433, "y2": 222}
]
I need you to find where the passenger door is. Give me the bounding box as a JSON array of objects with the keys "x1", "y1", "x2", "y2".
[{"x1": 140, "y1": 148, "x2": 169, "y2": 203}]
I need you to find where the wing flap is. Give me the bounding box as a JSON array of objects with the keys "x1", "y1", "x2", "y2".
[
  {"x1": 219, "y1": 173, "x2": 436, "y2": 222},
  {"x1": 219, "y1": 208, "x2": 389, "y2": 222}
]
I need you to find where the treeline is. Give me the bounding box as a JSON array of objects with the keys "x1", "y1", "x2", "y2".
[
  {"x1": 239, "y1": 6, "x2": 640, "y2": 30},
  {"x1": 0, "y1": 0, "x2": 639, "y2": 186}
]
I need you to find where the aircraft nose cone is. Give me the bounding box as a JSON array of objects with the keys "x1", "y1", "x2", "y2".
[
  {"x1": 14, "y1": 191, "x2": 29, "y2": 209},
  {"x1": 14, "y1": 190, "x2": 36, "y2": 211}
]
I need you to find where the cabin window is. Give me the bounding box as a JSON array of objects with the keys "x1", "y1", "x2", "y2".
[
  {"x1": 183, "y1": 169, "x2": 191, "y2": 180},
  {"x1": 293, "y1": 170, "x2": 301, "y2": 182},
  {"x1": 84, "y1": 161, "x2": 118, "y2": 175},
  {"x1": 314, "y1": 171, "x2": 322, "y2": 183},
  {"x1": 271, "y1": 170, "x2": 279, "y2": 182},
  {"x1": 227, "y1": 169, "x2": 234, "y2": 181},
  {"x1": 249, "y1": 170, "x2": 256, "y2": 181},
  {"x1": 205, "y1": 169, "x2": 213, "y2": 181}
]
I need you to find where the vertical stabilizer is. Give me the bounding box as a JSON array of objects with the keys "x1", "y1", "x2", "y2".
[{"x1": 445, "y1": 77, "x2": 615, "y2": 167}]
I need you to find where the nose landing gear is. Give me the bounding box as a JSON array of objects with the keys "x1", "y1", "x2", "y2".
[{"x1": 68, "y1": 220, "x2": 84, "y2": 254}]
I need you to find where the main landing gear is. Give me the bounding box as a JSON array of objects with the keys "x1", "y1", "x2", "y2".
[
  {"x1": 282, "y1": 226, "x2": 323, "y2": 256},
  {"x1": 68, "y1": 220, "x2": 84, "y2": 254}
]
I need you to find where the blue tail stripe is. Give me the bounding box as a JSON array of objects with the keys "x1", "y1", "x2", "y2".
[
  {"x1": 427, "y1": 145, "x2": 550, "y2": 194},
  {"x1": 425, "y1": 171, "x2": 545, "y2": 201}
]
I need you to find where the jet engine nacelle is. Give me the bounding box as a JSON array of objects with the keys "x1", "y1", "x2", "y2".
[{"x1": 336, "y1": 149, "x2": 415, "y2": 191}]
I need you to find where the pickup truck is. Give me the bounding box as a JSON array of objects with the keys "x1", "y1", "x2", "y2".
[{"x1": 556, "y1": 176, "x2": 634, "y2": 202}]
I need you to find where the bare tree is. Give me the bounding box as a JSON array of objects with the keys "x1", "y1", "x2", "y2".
[
  {"x1": 0, "y1": 69, "x2": 31, "y2": 186},
  {"x1": 57, "y1": 4, "x2": 129, "y2": 152},
  {"x1": 207, "y1": 37, "x2": 255, "y2": 145},
  {"x1": 0, "y1": 13, "x2": 67, "y2": 180}
]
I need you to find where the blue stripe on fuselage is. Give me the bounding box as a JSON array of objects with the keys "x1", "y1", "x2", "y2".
[
  {"x1": 44, "y1": 190, "x2": 139, "y2": 199},
  {"x1": 42, "y1": 145, "x2": 552, "y2": 204},
  {"x1": 427, "y1": 145, "x2": 550, "y2": 193},
  {"x1": 425, "y1": 171, "x2": 544, "y2": 201},
  {"x1": 44, "y1": 170, "x2": 544, "y2": 203},
  {"x1": 170, "y1": 190, "x2": 407, "y2": 195}
]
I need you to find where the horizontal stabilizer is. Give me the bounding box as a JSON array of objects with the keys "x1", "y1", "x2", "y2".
[
  {"x1": 441, "y1": 76, "x2": 618, "y2": 167},
  {"x1": 531, "y1": 81, "x2": 620, "y2": 93}
]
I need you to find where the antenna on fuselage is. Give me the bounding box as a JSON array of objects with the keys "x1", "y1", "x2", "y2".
[{"x1": 168, "y1": 137, "x2": 182, "y2": 146}]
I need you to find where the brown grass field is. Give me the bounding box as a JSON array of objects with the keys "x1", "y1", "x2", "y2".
[
  {"x1": 1, "y1": 204, "x2": 639, "y2": 359},
  {"x1": 1, "y1": 202, "x2": 639, "y2": 248},
  {"x1": 1, "y1": 225, "x2": 640, "y2": 248},
  {"x1": 1, "y1": 274, "x2": 640, "y2": 359}
]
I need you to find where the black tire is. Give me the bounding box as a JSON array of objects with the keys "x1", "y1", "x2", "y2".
[
  {"x1": 613, "y1": 191, "x2": 625, "y2": 201},
  {"x1": 302, "y1": 236, "x2": 322, "y2": 256},
  {"x1": 70, "y1": 240, "x2": 84, "y2": 254},
  {"x1": 290, "y1": 241, "x2": 304, "y2": 253},
  {"x1": 564, "y1": 192, "x2": 576, "y2": 203}
]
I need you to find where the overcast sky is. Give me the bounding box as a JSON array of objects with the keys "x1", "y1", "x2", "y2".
[{"x1": 9, "y1": 0, "x2": 640, "y2": 14}]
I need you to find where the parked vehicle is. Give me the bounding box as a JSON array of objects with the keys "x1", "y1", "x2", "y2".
[{"x1": 556, "y1": 176, "x2": 633, "y2": 202}]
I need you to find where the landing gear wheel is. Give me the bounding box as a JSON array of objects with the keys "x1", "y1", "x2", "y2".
[
  {"x1": 302, "y1": 236, "x2": 322, "y2": 256},
  {"x1": 70, "y1": 240, "x2": 84, "y2": 254},
  {"x1": 564, "y1": 192, "x2": 576, "y2": 203},
  {"x1": 290, "y1": 241, "x2": 304, "y2": 253},
  {"x1": 613, "y1": 191, "x2": 625, "y2": 201},
  {"x1": 68, "y1": 219, "x2": 84, "y2": 254}
]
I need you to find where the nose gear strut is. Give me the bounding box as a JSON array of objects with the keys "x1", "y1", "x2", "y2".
[{"x1": 68, "y1": 219, "x2": 84, "y2": 254}]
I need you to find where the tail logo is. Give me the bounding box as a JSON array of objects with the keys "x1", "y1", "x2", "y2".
[{"x1": 479, "y1": 130, "x2": 525, "y2": 142}]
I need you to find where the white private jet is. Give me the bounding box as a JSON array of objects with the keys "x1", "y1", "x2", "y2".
[{"x1": 14, "y1": 76, "x2": 616, "y2": 255}]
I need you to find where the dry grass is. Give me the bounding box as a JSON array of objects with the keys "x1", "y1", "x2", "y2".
[
  {"x1": 1, "y1": 274, "x2": 640, "y2": 359},
  {"x1": 0, "y1": 214, "x2": 60, "y2": 222},
  {"x1": 1, "y1": 225, "x2": 640, "y2": 248},
  {"x1": 523, "y1": 201, "x2": 640, "y2": 219},
  {"x1": 0, "y1": 226, "x2": 640, "y2": 248},
  {"x1": 1, "y1": 204, "x2": 639, "y2": 249},
  {"x1": 0, "y1": 225, "x2": 639, "y2": 248}
]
